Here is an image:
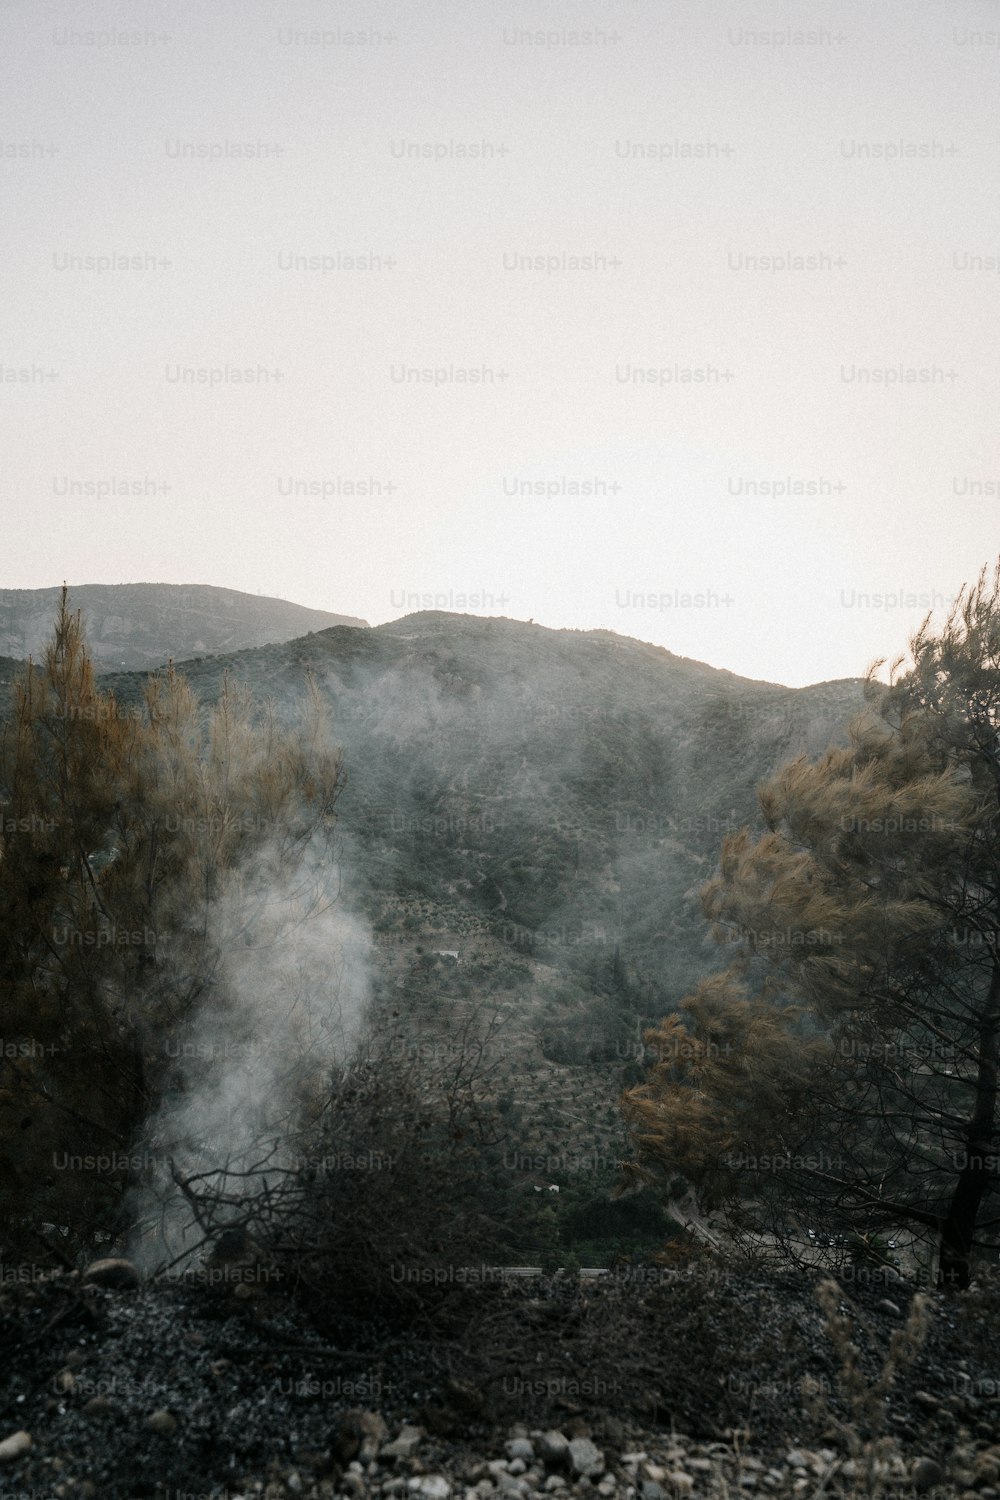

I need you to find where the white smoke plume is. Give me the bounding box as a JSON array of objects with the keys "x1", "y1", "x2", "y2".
[{"x1": 127, "y1": 836, "x2": 372, "y2": 1275}]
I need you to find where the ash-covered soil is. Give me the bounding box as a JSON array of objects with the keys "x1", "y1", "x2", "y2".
[{"x1": 1, "y1": 1260, "x2": 998, "y2": 1498}]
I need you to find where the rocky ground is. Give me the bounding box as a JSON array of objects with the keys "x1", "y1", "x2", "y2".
[{"x1": 2, "y1": 1256, "x2": 999, "y2": 1500}]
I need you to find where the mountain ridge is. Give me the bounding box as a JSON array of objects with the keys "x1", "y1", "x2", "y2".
[
  {"x1": 80, "y1": 607, "x2": 867, "y2": 1003},
  {"x1": 0, "y1": 583, "x2": 368, "y2": 669}
]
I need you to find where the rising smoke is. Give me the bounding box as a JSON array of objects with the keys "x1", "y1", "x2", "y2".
[{"x1": 127, "y1": 833, "x2": 373, "y2": 1276}]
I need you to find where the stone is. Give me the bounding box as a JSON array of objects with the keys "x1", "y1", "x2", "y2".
[
  {"x1": 385, "y1": 1426, "x2": 426, "y2": 1460},
  {"x1": 145, "y1": 1409, "x2": 177, "y2": 1435},
  {"x1": 447, "y1": 1379, "x2": 485, "y2": 1416},
  {"x1": 509, "y1": 1461, "x2": 527, "y2": 1476},
  {"x1": 362, "y1": 1412, "x2": 390, "y2": 1443},
  {"x1": 641, "y1": 1482, "x2": 668, "y2": 1500},
  {"x1": 539, "y1": 1434, "x2": 570, "y2": 1468},
  {"x1": 974, "y1": 1456, "x2": 1000, "y2": 1485},
  {"x1": 785, "y1": 1452, "x2": 809, "y2": 1471},
  {"x1": 877, "y1": 1299, "x2": 901, "y2": 1317},
  {"x1": 568, "y1": 1441, "x2": 604, "y2": 1479},
  {"x1": 600, "y1": 1416, "x2": 626, "y2": 1449},
  {"x1": 419, "y1": 1480, "x2": 452, "y2": 1500},
  {"x1": 914, "y1": 1391, "x2": 939, "y2": 1411},
  {"x1": 82, "y1": 1257, "x2": 140, "y2": 1290},
  {"x1": 666, "y1": 1478, "x2": 693, "y2": 1497},
  {"x1": 0, "y1": 1431, "x2": 31, "y2": 1462},
  {"x1": 507, "y1": 1441, "x2": 535, "y2": 1464},
  {"x1": 911, "y1": 1459, "x2": 943, "y2": 1493},
  {"x1": 545, "y1": 1479, "x2": 568, "y2": 1493},
  {"x1": 82, "y1": 1396, "x2": 115, "y2": 1417}
]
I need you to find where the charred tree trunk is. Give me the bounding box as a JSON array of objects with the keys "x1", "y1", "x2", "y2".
[{"x1": 937, "y1": 963, "x2": 1000, "y2": 1289}]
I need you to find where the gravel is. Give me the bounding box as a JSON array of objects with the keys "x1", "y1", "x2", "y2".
[{"x1": 2, "y1": 1259, "x2": 1000, "y2": 1497}]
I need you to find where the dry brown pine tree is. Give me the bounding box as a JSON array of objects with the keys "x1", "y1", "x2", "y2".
[{"x1": 622, "y1": 560, "x2": 1000, "y2": 1289}]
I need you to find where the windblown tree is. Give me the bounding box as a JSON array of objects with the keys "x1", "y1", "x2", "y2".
[
  {"x1": 0, "y1": 588, "x2": 345, "y2": 1256},
  {"x1": 622, "y1": 562, "x2": 1000, "y2": 1289}
]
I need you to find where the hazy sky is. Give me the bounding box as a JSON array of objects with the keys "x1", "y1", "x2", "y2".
[{"x1": 3, "y1": 0, "x2": 998, "y2": 686}]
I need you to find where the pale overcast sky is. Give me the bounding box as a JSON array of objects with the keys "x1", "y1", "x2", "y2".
[{"x1": 2, "y1": 0, "x2": 998, "y2": 686}]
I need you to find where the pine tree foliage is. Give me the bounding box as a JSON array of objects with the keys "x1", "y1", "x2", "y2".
[
  {"x1": 0, "y1": 589, "x2": 344, "y2": 1253},
  {"x1": 622, "y1": 561, "x2": 1000, "y2": 1288}
]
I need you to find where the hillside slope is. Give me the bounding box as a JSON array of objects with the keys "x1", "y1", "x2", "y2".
[
  {"x1": 95, "y1": 610, "x2": 863, "y2": 1000},
  {"x1": 0, "y1": 608, "x2": 869, "y2": 1263},
  {"x1": 0, "y1": 583, "x2": 367, "y2": 668}
]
